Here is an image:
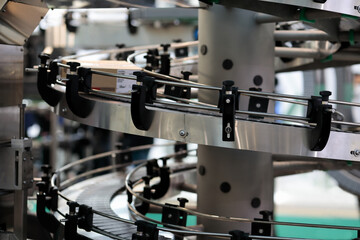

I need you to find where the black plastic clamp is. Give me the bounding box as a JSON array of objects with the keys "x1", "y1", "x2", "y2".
[
  {"x1": 135, "y1": 176, "x2": 151, "y2": 215},
  {"x1": 306, "y1": 91, "x2": 333, "y2": 151},
  {"x1": 132, "y1": 220, "x2": 159, "y2": 240},
  {"x1": 174, "y1": 142, "x2": 188, "y2": 160},
  {"x1": 115, "y1": 43, "x2": 134, "y2": 61},
  {"x1": 218, "y1": 80, "x2": 240, "y2": 141},
  {"x1": 40, "y1": 165, "x2": 52, "y2": 194},
  {"x1": 248, "y1": 87, "x2": 269, "y2": 119},
  {"x1": 251, "y1": 210, "x2": 273, "y2": 236},
  {"x1": 173, "y1": 39, "x2": 189, "y2": 58},
  {"x1": 65, "y1": 62, "x2": 94, "y2": 118},
  {"x1": 229, "y1": 230, "x2": 251, "y2": 240},
  {"x1": 64, "y1": 201, "x2": 79, "y2": 240},
  {"x1": 160, "y1": 44, "x2": 171, "y2": 76},
  {"x1": 36, "y1": 181, "x2": 62, "y2": 234},
  {"x1": 147, "y1": 49, "x2": 160, "y2": 69},
  {"x1": 151, "y1": 158, "x2": 170, "y2": 199},
  {"x1": 37, "y1": 54, "x2": 62, "y2": 107},
  {"x1": 77, "y1": 204, "x2": 93, "y2": 232},
  {"x1": 161, "y1": 197, "x2": 189, "y2": 226},
  {"x1": 146, "y1": 159, "x2": 160, "y2": 178},
  {"x1": 127, "y1": 180, "x2": 134, "y2": 204},
  {"x1": 164, "y1": 71, "x2": 192, "y2": 99},
  {"x1": 130, "y1": 72, "x2": 157, "y2": 130}
]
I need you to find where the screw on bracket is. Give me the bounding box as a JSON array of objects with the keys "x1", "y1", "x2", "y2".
[
  {"x1": 179, "y1": 130, "x2": 188, "y2": 138},
  {"x1": 351, "y1": 150, "x2": 360, "y2": 157}
]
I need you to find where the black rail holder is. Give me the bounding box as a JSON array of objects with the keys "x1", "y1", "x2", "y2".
[
  {"x1": 41, "y1": 165, "x2": 52, "y2": 194},
  {"x1": 131, "y1": 72, "x2": 157, "y2": 131},
  {"x1": 37, "y1": 54, "x2": 62, "y2": 107},
  {"x1": 64, "y1": 201, "x2": 79, "y2": 240},
  {"x1": 248, "y1": 88, "x2": 269, "y2": 119},
  {"x1": 164, "y1": 71, "x2": 192, "y2": 99},
  {"x1": 175, "y1": 142, "x2": 188, "y2": 160},
  {"x1": 148, "y1": 49, "x2": 160, "y2": 69},
  {"x1": 218, "y1": 80, "x2": 240, "y2": 142},
  {"x1": 65, "y1": 63, "x2": 94, "y2": 118},
  {"x1": 161, "y1": 198, "x2": 189, "y2": 226},
  {"x1": 132, "y1": 220, "x2": 159, "y2": 240},
  {"x1": 115, "y1": 43, "x2": 134, "y2": 61},
  {"x1": 36, "y1": 181, "x2": 61, "y2": 234},
  {"x1": 144, "y1": 54, "x2": 155, "y2": 71},
  {"x1": 306, "y1": 91, "x2": 333, "y2": 151},
  {"x1": 78, "y1": 204, "x2": 93, "y2": 232},
  {"x1": 127, "y1": 180, "x2": 134, "y2": 204},
  {"x1": 160, "y1": 44, "x2": 171, "y2": 76},
  {"x1": 48, "y1": 186, "x2": 59, "y2": 211},
  {"x1": 251, "y1": 210, "x2": 272, "y2": 236},
  {"x1": 151, "y1": 158, "x2": 170, "y2": 199},
  {"x1": 229, "y1": 230, "x2": 251, "y2": 240},
  {"x1": 135, "y1": 176, "x2": 151, "y2": 215},
  {"x1": 146, "y1": 159, "x2": 160, "y2": 178},
  {"x1": 173, "y1": 39, "x2": 189, "y2": 58}
]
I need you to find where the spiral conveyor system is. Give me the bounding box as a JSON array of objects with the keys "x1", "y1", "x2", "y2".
[{"x1": 5, "y1": 0, "x2": 360, "y2": 239}]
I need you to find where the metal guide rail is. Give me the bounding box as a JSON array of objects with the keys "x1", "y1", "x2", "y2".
[
  {"x1": 31, "y1": 144, "x2": 360, "y2": 240},
  {"x1": 30, "y1": 40, "x2": 360, "y2": 162}
]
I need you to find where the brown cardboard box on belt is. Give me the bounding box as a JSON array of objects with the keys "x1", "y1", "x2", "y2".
[{"x1": 61, "y1": 60, "x2": 141, "y2": 93}]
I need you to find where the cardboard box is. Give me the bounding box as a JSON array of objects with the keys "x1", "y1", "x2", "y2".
[{"x1": 61, "y1": 60, "x2": 141, "y2": 93}]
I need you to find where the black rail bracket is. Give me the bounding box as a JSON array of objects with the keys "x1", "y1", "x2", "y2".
[
  {"x1": 135, "y1": 176, "x2": 151, "y2": 215},
  {"x1": 132, "y1": 220, "x2": 159, "y2": 240},
  {"x1": 251, "y1": 210, "x2": 273, "y2": 236},
  {"x1": 306, "y1": 91, "x2": 333, "y2": 151},
  {"x1": 131, "y1": 72, "x2": 157, "y2": 131},
  {"x1": 164, "y1": 71, "x2": 192, "y2": 99},
  {"x1": 161, "y1": 198, "x2": 188, "y2": 226},
  {"x1": 65, "y1": 62, "x2": 95, "y2": 118},
  {"x1": 78, "y1": 204, "x2": 93, "y2": 232},
  {"x1": 248, "y1": 87, "x2": 269, "y2": 119},
  {"x1": 218, "y1": 80, "x2": 240, "y2": 141},
  {"x1": 37, "y1": 54, "x2": 62, "y2": 107},
  {"x1": 151, "y1": 159, "x2": 170, "y2": 199},
  {"x1": 229, "y1": 230, "x2": 251, "y2": 240}
]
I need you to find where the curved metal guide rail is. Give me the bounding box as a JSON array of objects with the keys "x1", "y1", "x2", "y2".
[{"x1": 54, "y1": 91, "x2": 360, "y2": 163}]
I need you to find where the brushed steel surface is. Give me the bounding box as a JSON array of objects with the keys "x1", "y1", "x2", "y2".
[
  {"x1": 0, "y1": 44, "x2": 23, "y2": 107},
  {"x1": 0, "y1": 1, "x2": 48, "y2": 45},
  {"x1": 259, "y1": 0, "x2": 360, "y2": 17},
  {"x1": 46, "y1": 0, "x2": 200, "y2": 8},
  {"x1": 55, "y1": 92, "x2": 360, "y2": 162},
  {"x1": 197, "y1": 4, "x2": 274, "y2": 235}
]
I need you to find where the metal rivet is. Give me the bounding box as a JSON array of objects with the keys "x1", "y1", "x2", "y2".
[
  {"x1": 179, "y1": 130, "x2": 188, "y2": 138},
  {"x1": 351, "y1": 150, "x2": 360, "y2": 157},
  {"x1": 62, "y1": 108, "x2": 67, "y2": 113}
]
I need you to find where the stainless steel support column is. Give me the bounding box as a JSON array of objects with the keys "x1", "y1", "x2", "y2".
[
  {"x1": 14, "y1": 190, "x2": 27, "y2": 240},
  {"x1": 197, "y1": 4, "x2": 275, "y2": 234}
]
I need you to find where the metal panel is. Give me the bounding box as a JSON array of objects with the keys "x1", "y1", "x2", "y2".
[
  {"x1": 259, "y1": 0, "x2": 360, "y2": 17},
  {"x1": 55, "y1": 93, "x2": 360, "y2": 162},
  {"x1": 46, "y1": 0, "x2": 200, "y2": 8},
  {"x1": 0, "y1": 1, "x2": 48, "y2": 45},
  {"x1": 0, "y1": 139, "x2": 33, "y2": 190},
  {"x1": 0, "y1": 44, "x2": 23, "y2": 107}
]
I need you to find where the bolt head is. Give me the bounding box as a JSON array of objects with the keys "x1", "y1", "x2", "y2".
[{"x1": 179, "y1": 130, "x2": 188, "y2": 137}]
